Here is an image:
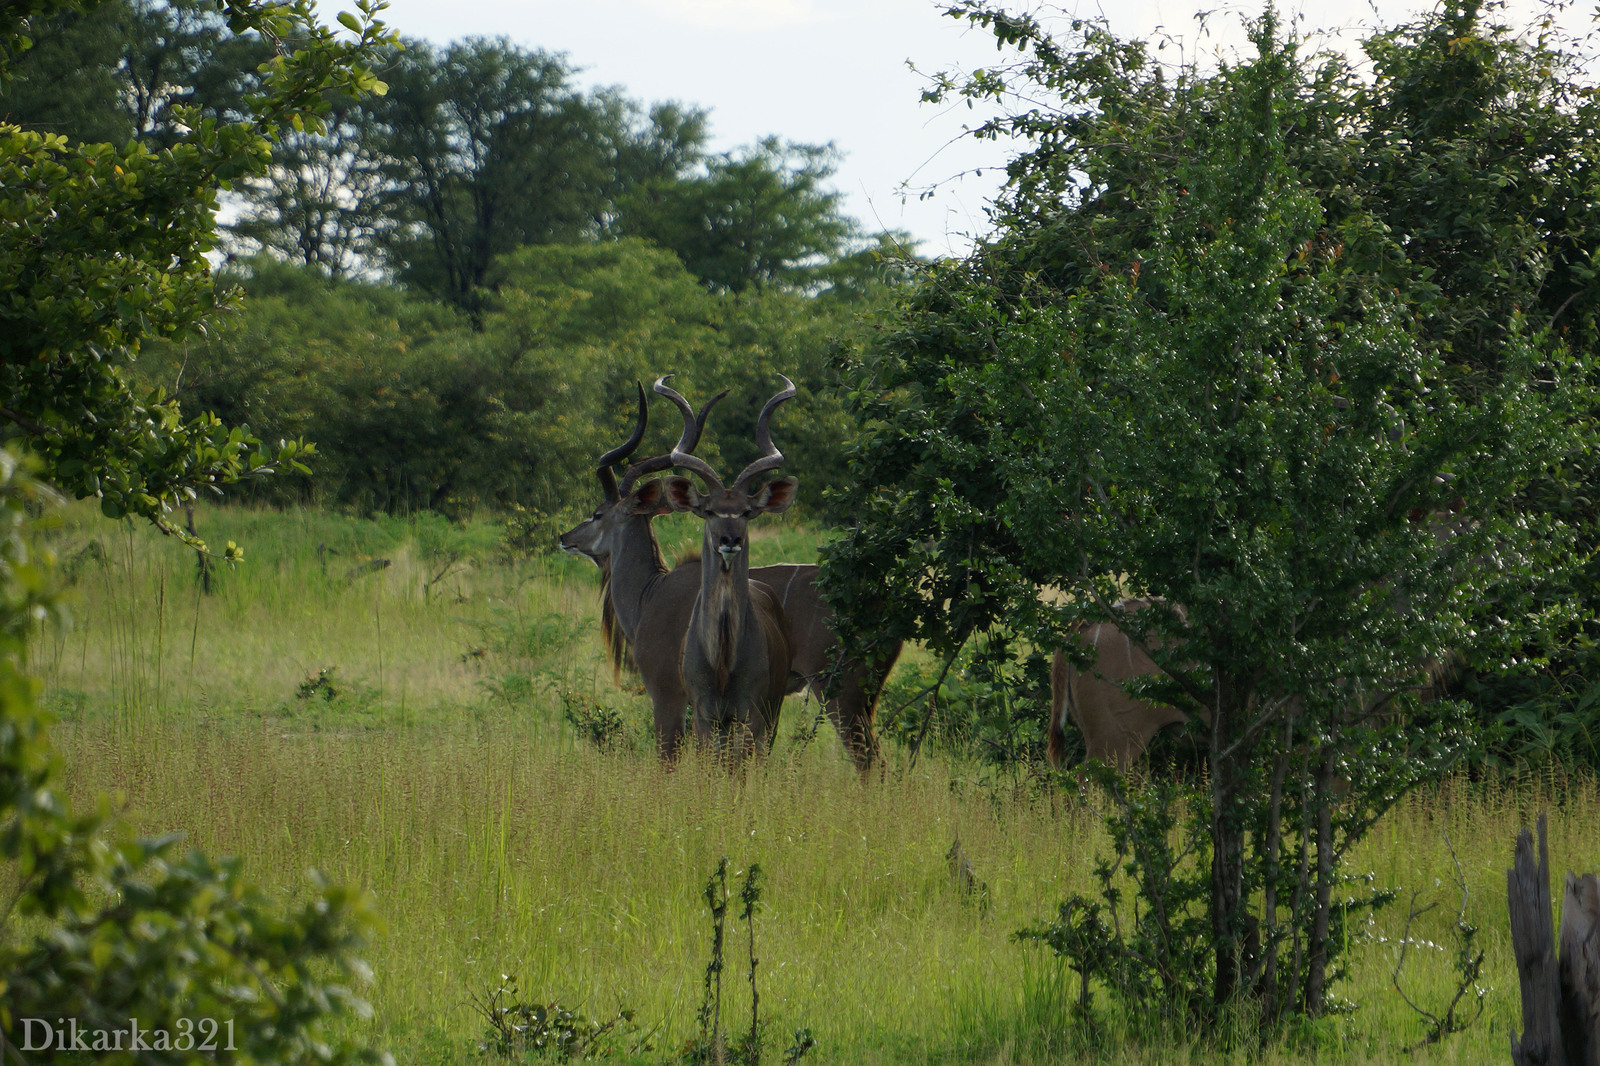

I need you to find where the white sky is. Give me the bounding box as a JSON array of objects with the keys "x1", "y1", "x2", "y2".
[{"x1": 372, "y1": 0, "x2": 1596, "y2": 259}]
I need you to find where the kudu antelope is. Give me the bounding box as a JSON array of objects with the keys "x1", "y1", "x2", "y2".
[
  {"x1": 559, "y1": 381, "x2": 899, "y2": 767},
  {"x1": 557, "y1": 381, "x2": 719, "y2": 760},
  {"x1": 661, "y1": 377, "x2": 800, "y2": 761},
  {"x1": 1048, "y1": 598, "x2": 1192, "y2": 769},
  {"x1": 1048, "y1": 597, "x2": 1454, "y2": 770}
]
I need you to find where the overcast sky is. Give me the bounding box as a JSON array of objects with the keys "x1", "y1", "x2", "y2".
[{"x1": 373, "y1": 0, "x2": 1596, "y2": 259}]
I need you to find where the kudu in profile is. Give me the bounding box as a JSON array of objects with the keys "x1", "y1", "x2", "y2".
[
  {"x1": 558, "y1": 381, "x2": 724, "y2": 760},
  {"x1": 560, "y1": 381, "x2": 899, "y2": 767},
  {"x1": 660, "y1": 377, "x2": 799, "y2": 761}
]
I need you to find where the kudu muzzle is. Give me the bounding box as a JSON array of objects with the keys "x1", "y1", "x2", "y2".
[{"x1": 712, "y1": 522, "x2": 745, "y2": 571}]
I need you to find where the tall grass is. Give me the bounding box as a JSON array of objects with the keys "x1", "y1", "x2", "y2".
[{"x1": 35, "y1": 502, "x2": 1581, "y2": 1064}]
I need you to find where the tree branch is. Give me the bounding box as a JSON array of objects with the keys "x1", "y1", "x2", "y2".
[
  {"x1": 0, "y1": 405, "x2": 53, "y2": 440},
  {"x1": 906, "y1": 643, "x2": 966, "y2": 771}
]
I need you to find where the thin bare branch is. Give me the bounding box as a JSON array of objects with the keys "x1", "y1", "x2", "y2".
[{"x1": 906, "y1": 643, "x2": 966, "y2": 772}]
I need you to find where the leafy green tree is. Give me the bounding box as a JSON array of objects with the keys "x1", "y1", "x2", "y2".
[
  {"x1": 0, "y1": 0, "x2": 269, "y2": 147},
  {"x1": 236, "y1": 48, "x2": 717, "y2": 285},
  {"x1": 228, "y1": 92, "x2": 393, "y2": 276},
  {"x1": 616, "y1": 137, "x2": 861, "y2": 295},
  {"x1": 115, "y1": 0, "x2": 268, "y2": 145},
  {"x1": 369, "y1": 37, "x2": 707, "y2": 317},
  {"x1": 824, "y1": 2, "x2": 1586, "y2": 1026},
  {"x1": 811, "y1": 229, "x2": 922, "y2": 306},
  {"x1": 0, "y1": 0, "x2": 130, "y2": 142},
  {"x1": 1342, "y1": 3, "x2": 1600, "y2": 762},
  {"x1": 0, "y1": 0, "x2": 391, "y2": 552},
  {"x1": 0, "y1": 1, "x2": 396, "y2": 1053},
  {"x1": 0, "y1": 0, "x2": 388, "y2": 277}
]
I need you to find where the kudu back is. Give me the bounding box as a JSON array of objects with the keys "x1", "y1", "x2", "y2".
[
  {"x1": 559, "y1": 381, "x2": 900, "y2": 767},
  {"x1": 660, "y1": 377, "x2": 798, "y2": 762},
  {"x1": 1049, "y1": 596, "x2": 1453, "y2": 770},
  {"x1": 1049, "y1": 599, "x2": 1192, "y2": 769}
]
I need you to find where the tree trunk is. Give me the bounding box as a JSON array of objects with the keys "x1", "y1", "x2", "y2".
[
  {"x1": 1303, "y1": 746, "x2": 1336, "y2": 1014},
  {"x1": 1559, "y1": 870, "x2": 1600, "y2": 1066},
  {"x1": 1254, "y1": 713, "x2": 1295, "y2": 1014},
  {"x1": 1288, "y1": 771, "x2": 1312, "y2": 1009},
  {"x1": 1510, "y1": 813, "x2": 1566, "y2": 1066},
  {"x1": 1210, "y1": 680, "x2": 1247, "y2": 1007}
]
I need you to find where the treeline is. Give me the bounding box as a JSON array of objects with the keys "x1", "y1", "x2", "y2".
[
  {"x1": 0, "y1": 0, "x2": 899, "y2": 306},
  {"x1": 138, "y1": 242, "x2": 881, "y2": 520},
  {"x1": 2, "y1": 0, "x2": 906, "y2": 520}
]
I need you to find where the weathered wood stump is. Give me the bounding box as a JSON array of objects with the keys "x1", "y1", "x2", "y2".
[
  {"x1": 1560, "y1": 869, "x2": 1600, "y2": 1066},
  {"x1": 1509, "y1": 812, "x2": 1600, "y2": 1066}
]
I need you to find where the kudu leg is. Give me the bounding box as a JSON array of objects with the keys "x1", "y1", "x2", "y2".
[
  {"x1": 688, "y1": 705, "x2": 774, "y2": 766},
  {"x1": 818, "y1": 654, "x2": 895, "y2": 776},
  {"x1": 652, "y1": 696, "x2": 689, "y2": 763},
  {"x1": 822, "y1": 691, "x2": 879, "y2": 774}
]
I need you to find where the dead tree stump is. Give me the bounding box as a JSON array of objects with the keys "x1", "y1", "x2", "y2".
[
  {"x1": 1560, "y1": 870, "x2": 1600, "y2": 1066},
  {"x1": 1509, "y1": 812, "x2": 1600, "y2": 1066}
]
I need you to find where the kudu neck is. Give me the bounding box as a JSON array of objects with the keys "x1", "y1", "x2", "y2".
[
  {"x1": 693, "y1": 521, "x2": 755, "y2": 685},
  {"x1": 606, "y1": 513, "x2": 670, "y2": 642},
  {"x1": 696, "y1": 523, "x2": 755, "y2": 630}
]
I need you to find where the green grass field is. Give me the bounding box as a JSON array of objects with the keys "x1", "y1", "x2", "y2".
[{"x1": 30, "y1": 502, "x2": 1593, "y2": 1064}]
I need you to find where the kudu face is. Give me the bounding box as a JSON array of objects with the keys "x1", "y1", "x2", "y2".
[
  {"x1": 558, "y1": 380, "x2": 651, "y2": 565},
  {"x1": 558, "y1": 479, "x2": 670, "y2": 565},
  {"x1": 655, "y1": 376, "x2": 798, "y2": 762},
  {"x1": 558, "y1": 381, "x2": 723, "y2": 571},
  {"x1": 661, "y1": 479, "x2": 799, "y2": 572}
]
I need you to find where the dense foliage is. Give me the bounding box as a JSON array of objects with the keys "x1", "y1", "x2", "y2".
[
  {"x1": 1, "y1": 1, "x2": 903, "y2": 529},
  {"x1": 135, "y1": 243, "x2": 875, "y2": 520},
  {"x1": 0, "y1": 0, "x2": 391, "y2": 552},
  {"x1": 0, "y1": 1, "x2": 397, "y2": 1058},
  {"x1": 823, "y1": 0, "x2": 1595, "y2": 1028}
]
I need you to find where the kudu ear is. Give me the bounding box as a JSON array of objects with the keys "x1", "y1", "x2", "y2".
[
  {"x1": 661, "y1": 475, "x2": 703, "y2": 513},
  {"x1": 627, "y1": 478, "x2": 673, "y2": 516},
  {"x1": 751, "y1": 476, "x2": 798, "y2": 514}
]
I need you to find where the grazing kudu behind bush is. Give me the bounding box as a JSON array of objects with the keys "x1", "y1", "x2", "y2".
[
  {"x1": 1049, "y1": 595, "x2": 1452, "y2": 770},
  {"x1": 660, "y1": 377, "x2": 798, "y2": 762},
  {"x1": 561, "y1": 383, "x2": 900, "y2": 769},
  {"x1": 1048, "y1": 599, "x2": 1191, "y2": 769}
]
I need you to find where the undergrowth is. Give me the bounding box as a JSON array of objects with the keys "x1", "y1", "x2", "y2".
[{"x1": 32, "y1": 501, "x2": 1581, "y2": 1065}]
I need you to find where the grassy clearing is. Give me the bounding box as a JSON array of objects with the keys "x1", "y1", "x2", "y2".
[{"x1": 31, "y1": 502, "x2": 1587, "y2": 1064}]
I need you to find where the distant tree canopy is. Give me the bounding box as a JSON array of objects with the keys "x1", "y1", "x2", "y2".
[
  {"x1": 615, "y1": 137, "x2": 860, "y2": 296},
  {"x1": 364, "y1": 38, "x2": 700, "y2": 313},
  {"x1": 349, "y1": 38, "x2": 896, "y2": 308},
  {"x1": 0, "y1": 0, "x2": 265, "y2": 146},
  {"x1": 0, "y1": 7, "x2": 899, "y2": 309},
  {"x1": 137, "y1": 241, "x2": 876, "y2": 520}
]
